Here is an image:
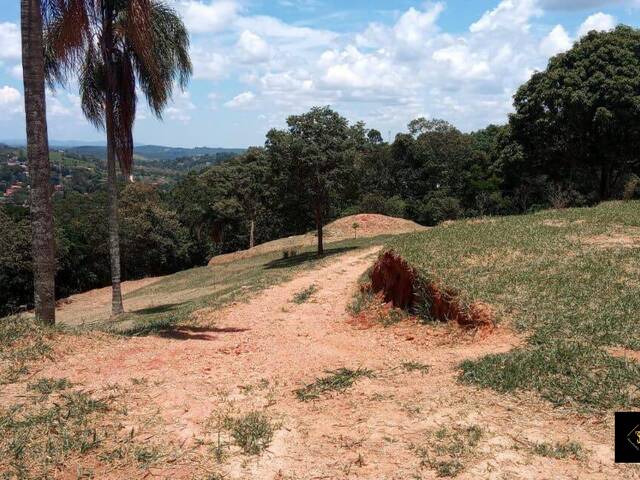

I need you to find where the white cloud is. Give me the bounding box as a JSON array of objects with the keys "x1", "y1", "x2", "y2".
[
  {"x1": 165, "y1": 90, "x2": 195, "y2": 122},
  {"x1": 224, "y1": 91, "x2": 256, "y2": 108},
  {"x1": 0, "y1": 22, "x2": 20, "y2": 60},
  {"x1": 577, "y1": 12, "x2": 616, "y2": 37},
  {"x1": 432, "y1": 44, "x2": 491, "y2": 79},
  {"x1": 9, "y1": 64, "x2": 22, "y2": 79},
  {"x1": 0, "y1": 85, "x2": 22, "y2": 114},
  {"x1": 191, "y1": 50, "x2": 229, "y2": 80},
  {"x1": 470, "y1": 0, "x2": 542, "y2": 33},
  {"x1": 540, "y1": 25, "x2": 572, "y2": 56},
  {"x1": 177, "y1": 0, "x2": 239, "y2": 33},
  {"x1": 236, "y1": 30, "x2": 271, "y2": 64},
  {"x1": 393, "y1": 3, "x2": 444, "y2": 52}
]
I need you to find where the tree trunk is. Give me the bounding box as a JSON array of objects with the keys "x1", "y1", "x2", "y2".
[
  {"x1": 249, "y1": 218, "x2": 255, "y2": 249},
  {"x1": 315, "y1": 207, "x2": 324, "y2": 256},
  {"x1": 102, "y1": 12, "x2": 124, "y2": 317},
  {"x1": 599, "y1": 162, "x2": 611, "y2": 200},
  {"x1": 21, "y1": 0, "x2": 55, "y2": 324}
]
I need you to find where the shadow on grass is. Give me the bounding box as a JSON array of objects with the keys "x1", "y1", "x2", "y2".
[
  {"x1": 132, "y1": 302, "x2": 188, "y2": 315},
  {"x1": 157, "y1": 326, "x2": 249, "y2": 341},
  {"x1": 264, "y1": 246, "x2": 357, "y2": 270}
]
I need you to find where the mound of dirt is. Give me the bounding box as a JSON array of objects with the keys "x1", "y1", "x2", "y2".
[
  {"x1": 369, "y1": 250, "x2": 495, "y2": 332},
  {"x1": 208, "y1": 214, "x2": 426, "y2": 266}
]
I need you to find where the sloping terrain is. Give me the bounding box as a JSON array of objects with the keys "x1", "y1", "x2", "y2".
[
  {"x1": 1, "y1": 202, "x2": 639, "y2": 479},
  {"x1": 209, "y1": 213, "x2": 426, "y2": 266}
]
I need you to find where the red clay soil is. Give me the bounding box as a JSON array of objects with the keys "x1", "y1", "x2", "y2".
[{"x1": 370, "y1": 250, "x2": 495, "y2": 332}]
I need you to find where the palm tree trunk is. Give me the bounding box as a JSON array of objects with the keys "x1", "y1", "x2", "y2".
[
  {"x1": 21, "y1": 0, "x2": 55, "y2": 324},
  {"x1": 102, "y1": 9, "x2": 124, "y2": 317}
]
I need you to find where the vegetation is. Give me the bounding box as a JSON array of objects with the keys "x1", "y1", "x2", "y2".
[
  {"x1": 45, "y1": 0, "x2": 192, "y2": 317},
  {"x1": 295, "y1": 367, "x2": 374, "y2": 401},
  {"x1": 21, "y1": 0, "x2": 56, "y2": 324},
  {"x1": 0, "y1": 315, "x2": 56, "y2": 384},
  {"x1": 0, "y1": 388, "x2": 109, "y2": 477},
  {"x1": 410, "y1": 425, "x2": 483, "y2": 477},
  {"x1": 223, "y1": 411, "x2": 276, "y2": 455},
  {"x1": 532, "y1": 441, "x2": 585, "y2": 460},
  {"x1": 291, "y1": 284, "x2": 318, "y2": 304},
  {"x1": 380, "y1": 201, "x2": 640, "y2": 411}
]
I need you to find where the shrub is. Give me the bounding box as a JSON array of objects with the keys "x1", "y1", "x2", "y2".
[{"x1": 415, "y1": 194, "x2": 462, "y2": 226}]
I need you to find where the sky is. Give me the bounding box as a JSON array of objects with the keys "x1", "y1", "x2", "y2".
[{"x1": 0, "y1": 0, "x2": 639, "y2": 148}]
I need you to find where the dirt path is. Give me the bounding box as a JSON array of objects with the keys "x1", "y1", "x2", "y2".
[{"x1": 32, "y1": 247, "x2": 636, "y2": 479}]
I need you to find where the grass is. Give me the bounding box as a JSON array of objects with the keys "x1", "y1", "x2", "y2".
[
  {"x1": 27, "y1": 377, "x2": 73, "y2": 396},
  {"x1": 380, "y1": 201, "x2": 640, "y2": 411},
  {"x1": 0, "y1": 315, "x2": 57, "y2": 384},
  {"x1": 223, "y1": 411, "x2": 275, "y2": 455},
  {"x1": 401, "y1": 361, "x2": 430, "y2": 374},
  {"x1": 532, "y1": 440, "x2": 584, "y2": 460},
  {"x1": 0, "y1": 390, "x2": 109, "y2": 478},
  {"x1": 292, "y1": 284, "x2": 318, "y2": 304},
  {"x1": 295, "y1": 367, "x2": 374, "y2": 401},
  {"x1": 410, "y1": 424, "x2": 483, "y2": 477},
  {"x1": 94, "y1": 235, "x2": 393, "y2": 336}
]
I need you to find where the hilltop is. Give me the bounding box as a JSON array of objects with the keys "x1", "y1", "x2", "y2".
[{"x1": 208, "y1": 213, "x2": 427, "y2": 265}]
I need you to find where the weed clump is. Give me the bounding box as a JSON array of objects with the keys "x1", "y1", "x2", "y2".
[
  {"x1": 410, "y1": 424, "x2": 483, "y2": 477},
  {"x1": 27, "y1": 377, "x2": 73, "y2": 396},
  {"x1": 532, "y1": 440, "x2": 585, "y2": 460},
  {"x1": 223, "y1": 411, "x2": 275, "y2": 455},
  {"x1": 292, "y1": 284, "x2": 318, "y2": 304},
  {"x1": 295, "y1": 368, "x2": 374, "y2": 401}
]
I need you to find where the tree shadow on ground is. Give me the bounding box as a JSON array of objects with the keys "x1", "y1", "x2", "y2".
[
  {"x1": 264, "y1": 246, "x2": 357, "y2": 269},
  {"x1": 132, "y1": 303, "x2": 188, "y2": 315},
  {"x1": 157, "y1": 326, "x2": 248, "y2": 341}
]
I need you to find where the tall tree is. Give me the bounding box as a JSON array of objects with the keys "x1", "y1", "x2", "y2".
[
  {"x1": 510, "y1": 25, "x2": 640, "y2": 200},
  {"x1": 21, "y1": 0, "x2": 56, "y2": 324},
  {"x1": 46, "y1": 0, "x2": 191, "y2": 316},
  {"x1": 266, "y1": 107, "x2": 356, "y2": 255}
]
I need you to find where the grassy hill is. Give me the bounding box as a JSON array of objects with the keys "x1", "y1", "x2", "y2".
[{"x1": 373, "y1": 201, "x2": 640, "y2": 411}]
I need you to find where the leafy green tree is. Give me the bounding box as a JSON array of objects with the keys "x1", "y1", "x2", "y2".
[
  {"x1": 266, "y1": 106, "x2": 358, "y2": 254},
  {"x1": 510, "y1": 25, "x2": 640, "y2": 200},
  {"x1": 46, "y1": 0, "x2": 192, "y2": 317}
]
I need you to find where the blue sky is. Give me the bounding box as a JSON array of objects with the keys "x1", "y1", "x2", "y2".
[{"x1": 0, "y1": 0, "x2": 639, "y2": 147}]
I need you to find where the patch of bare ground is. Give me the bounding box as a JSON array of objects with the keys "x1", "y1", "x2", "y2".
[
  {"x1": 3, "y1": 247, "x2": 635, "y2": 479},
  {"x1": 55, "y1": 276, "x2": 165, "y2": 326},
  {"x1": 570, "y1": 226, "x2": 640, "y2": 249}
]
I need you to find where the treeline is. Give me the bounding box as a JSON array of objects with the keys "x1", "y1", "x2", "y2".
[{"x1": 2, "y1": 25, "x2": 639, "y2": 315}]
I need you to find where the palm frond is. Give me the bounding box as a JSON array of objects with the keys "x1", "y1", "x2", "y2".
[
  {"x1": 131, "y1": 1, "x2": 192, "y2": 117},
  {"x1": 79, "y1": 45, "x2": 106, "y2": 129}
]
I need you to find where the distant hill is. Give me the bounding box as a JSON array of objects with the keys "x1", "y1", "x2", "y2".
[{"x1": 64, "y1": 145, "x2": 245, "y2": 161}]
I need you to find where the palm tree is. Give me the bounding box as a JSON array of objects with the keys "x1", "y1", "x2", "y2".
[
  {"x1": 45, "y1": 0, "x2": 191, "y2": 317},
  {"x1": 21, "y1": 0, "x2": 56, "y2": 324}
]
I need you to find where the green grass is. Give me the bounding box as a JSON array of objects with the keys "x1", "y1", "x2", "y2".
[
  {"x1": 532, "y1": 440, "x2": 584, "y2": 460},
  {"x1": 410, "y1": 425, "x2": 483, "y2": 477},
  {"x1": 292, "y1": 284, "x2": 319, "y2": 304},
  {"x1": 401, "y1": 361, "x2": 431, "y2": 375},
  {"x1": 381, "y1": 201, "x2": 640, "y2": 411},
  {"x1": 0, "y1": 315, "x2": 56, "y2": 384},
  {"x1": 97, "y1": 235, "x2": 392, "y2": 336},
  {"x1": 295, "y1": 367, "x2": 374, "y2": 401},
  {"x1": 0, "y1": 390, "x2": 109, "y2": 477},
  {"x1": 27, "y1": 377, "x2": 73, "y2": 396},
  {"x1": 223, "y1": 411, "x2": 275, "y2": 455}
]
